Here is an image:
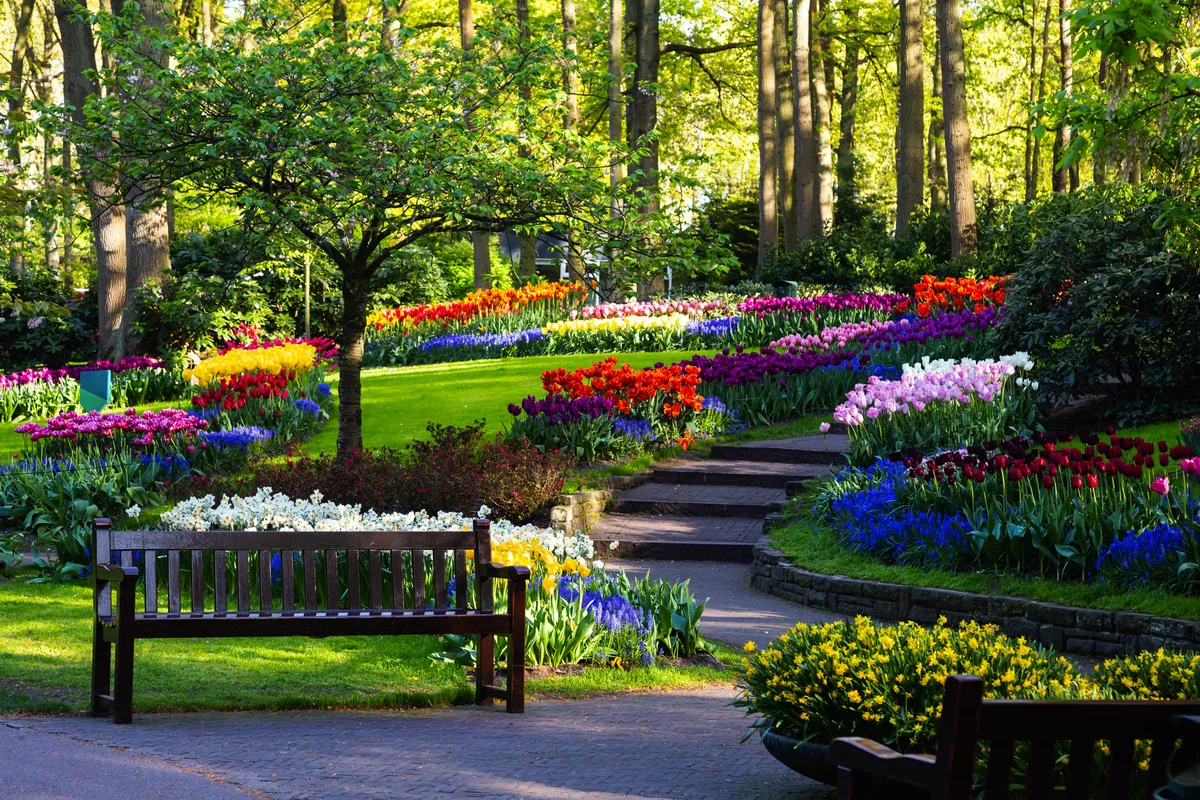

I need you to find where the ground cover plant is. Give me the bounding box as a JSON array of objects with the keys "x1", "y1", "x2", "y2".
[{"x1": 736, "y1": 616, "x2": 1200, "y2": 789}]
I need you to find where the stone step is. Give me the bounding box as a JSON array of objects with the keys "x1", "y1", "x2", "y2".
[
  {"x1": 709, "y1": 433, "x2": 850, "y2": 465},
  {"x1": 608, "y1": 483, "x2": 786, "y2": 517},
  {"x1": 651, "y1": 459, "x2": 832, "y2": 489},
  {"x1": 587, "y1": 513, "x2": 761, "y2": 563}
]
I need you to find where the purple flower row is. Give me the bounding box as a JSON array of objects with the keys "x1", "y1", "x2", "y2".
[
  {"x1": 508, "y1": 394, "x2": 616, "y2": 424},
  {"x1": 736, "y1": 293, "x2": 908, "y2": 318},
  {"x1": 675, "y1": 348, "x2": 858, "y2": 386},
  {"x1": 857, "y1": 306, "x2": 1002, "y2": 352},
  {"x1": 0, "y1": 356, "x2": 166, "y2": 391}
]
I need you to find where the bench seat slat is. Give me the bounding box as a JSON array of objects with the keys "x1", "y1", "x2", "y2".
[
  {"x1": 213, "y1": 551, "x2": 226, "y2": 614},
  {"x1": 191, "y1": 551, "x2": 203, "y2": 613},
  {"x1": 112, "y1": 530, "x2": 474, "y2": 551},
  {"x1": 125, "y1": 610, "x2": 511, "y2": 639},
  {"x1": 144, "y1": 550, "x2": 157, "y2": 614},
  {"x1": 281, "y1": 550, "x2": 294, "y2": 611}
]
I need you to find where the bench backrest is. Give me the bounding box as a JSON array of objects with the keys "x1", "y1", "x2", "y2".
[
  {"x1": 932, "y1": 674, "x2": 1200, "y2": 800},
  {"x1": 94, "y1": 518, "x2": 494, "y2": 617}
]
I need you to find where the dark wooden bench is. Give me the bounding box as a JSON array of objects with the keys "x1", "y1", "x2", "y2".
[
  {"x1": 91, "y1": 518, "x2": 529, "y2": 724},
  {"x1": 831, "y1": 674, "x2": 1200, "y2": 799}
]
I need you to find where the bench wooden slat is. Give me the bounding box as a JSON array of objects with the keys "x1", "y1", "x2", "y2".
[
  {"x1": 982, "y1": 738, "x2": 1012, "y2": 800},
  {"x1": 389, "y1": 549, "x2": 403, "y2": 609},
  {"x1": 369, "y1": 550, "x2": 382, "y2": 611},
  {"x1": 474, "y1": 520, "x2": 494, "y2": 705},
  {"x1": 112, "y1": 529, "x2": 474, "y2": 551},
  {"x1": 1067, "y1": 737, "x2": 1093, "y2": 800},
  {"x1": 214, "y1": 551, "x2": 226, "y2": 614},
  {"x1": 258, "y1": 549, "x2": 271, "y2": 611},
  {"x1": 1146, "y1": 738, "x2": 1171, "y2": 800},
  {"x1": 454, "y1": 550, "x2": 467, "y2": 611},
  {"x1": 167, "y1": 550, "x2": 181, "y2": 614},
  {"x1": 434, "y1": 549, "x2": 447, "y2": 610},
  {"x1": 236, "y1": 550, "x2": 250, "y2": 614},
  {"x1": 121, "y1": 550, "x2": 132, "y2": 569},
  {"x1": 412, "y1": 551, "x2": 425, "y2": 609},
  {"x1": 281, "y1": 550, "x2": 294, "y2": 611},
  {"x1": 346, "y1": 550, "x2": 360, "y2": 610},
  {"x1": 1025, "y1": 738, "x2": 1055, "y2": 800},
  {"x1": 129, "y1": 610, "x2": 513, "y2": 639},
  {"x1": 144, "y1": 550, "x2": 157, "y2": 613},
  {"x1": 191, "y1": 551, "x2": 203, "y2": 613},
  {"x1": 1106, "y1": 738, "x2": 1135, "y2": 800},
  {"x1": 325, "y1": 549, "x2": 339, "y2": 610},
  {"x1": 95, "y1": 520, "x2": 112, "y2": 617},
  {"x1": 303, "y1": 550, "x2": 317, "y2": 611}
]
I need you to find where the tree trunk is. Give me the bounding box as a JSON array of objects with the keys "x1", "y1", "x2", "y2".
[
  {"x1": 40, "y1": 16, "x2": 60, "y2": 276},
  {"x1": 333, "y1": 0, "x2": 348, "y2": 36},
  {"x1": 936, "y1": 0, "x2": 977, "y2": 256},
  {"x1": 1022, "y1": 0, "x2": 1036, "y2": 200},
  {"x1": 792, "y1": 0, "x2": 818, "y2": 239},
  {"x1": 757, "y1": 0, "x2": 779, "y2": 273},
  {"x1": 1031, "y1": 0, "x2": 1050, "y2": 197},
  {"x1": 561, "y1": 0, "x2": 584, "y2": 280},
  {"x1": 928, "y1": 38, "x2": 946, "y2": 211},
  {"x1": 773, "y1": 0, "x2": 797, "y2": 251},
  {"x1": 629, "y1": 0, "x2": 660, "y2": 212},
  {"x1": 7, "y1": 0, "x2": 37, "y2": 166},
  {"x1": 1054, "y1": 0, "x2": 1078, "y2": 191},
  {"x1": 120, "y1": 0, "x2": 172, "y2": 353},
  {"x1": 1093, "y1": 51, "x2": 1107, "y2": 185},
  {"x1": 811, "y1": 0, "x2": 834, "y2": 231},
  {"x1": 608, "y1": 0, "x2": 624, "y2": 189},
  {"x1": 57, "y1": 0, "x2": 128, "y2": 358},
  {"x1": 516, "y1": 0, "x2": 538, "y2": 280},
  {"x1": 382, "y1": 0, "x2": 409, "y2": 47},
  {"x1": 336, "y1": 265, "x2": 371, "y2": 459},
  {"x1": 458, "y1": 0, "x2": 492, "y2": 288},
  {"x1": 896, "y1": 0, "x2": 924, "y2": 234},
  {"x1": 836, "y1": 18, "x2": 860, "y2": 199},
  {"x1": 200, "y1": 0, "x2": 212, "y2": 45}
]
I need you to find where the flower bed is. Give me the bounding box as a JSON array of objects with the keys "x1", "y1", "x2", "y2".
[
  {"x1": 0, "y1": 357, "x2": 188, "y2": 423},
  {"x1": 183, "y1": 341, "x2": 323, "y2": 386},
  {"x1": 895, "y1": 274, "x2": 1007, "y2": 317},
  {"x1": 163, "y1": 489, "x2": 708, "y2": 668}
]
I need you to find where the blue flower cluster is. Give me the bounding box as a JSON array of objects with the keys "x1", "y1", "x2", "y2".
[
  {"x1": 614, "y1": 417, "x2": 656, "y2": 442},
  {"x1": 295, "y1": 398, "x2": 321, "y2": 416},
  {"x1": 685, "y1": 316, "x2": 739, "y2": 338},
  {"x1": 419, "y1": 329, "x2": 545, "y2": 353},
  {"x1": 830, "y1": 462, "x2": 972, "y2": 567},
  {"x1": 199, "y1": 426, "x2": 275, "y2": 451},
  {"x1": 317, "y1": 383, "x2": 332, "y2": 398},
  {"x1": 138, "y1": 453, "x2": 193, "y2": 480},
  {"x1": 701, "y1": 396, "x2": 728, "y2": 414},
  {"x1": 1096, "y1": 523, "x2": 1195, "y2": 588},
  {"x1": 559, "y1": 576, "x2": 654, "y2": 664}
]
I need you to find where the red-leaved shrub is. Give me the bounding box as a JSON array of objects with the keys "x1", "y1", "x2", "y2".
[{"x1": 240, "y1": 422, "x2": 570, "y2": 522}]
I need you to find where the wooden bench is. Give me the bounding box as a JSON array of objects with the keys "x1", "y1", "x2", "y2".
[
  {"x1": 91, "y1": 518, "x2": 529, "y2": 724},
  {"x1": 831, "y1": 674, "x2": 1200, "y2": 799}
]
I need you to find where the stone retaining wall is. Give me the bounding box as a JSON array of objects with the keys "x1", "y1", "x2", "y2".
[
  {"x1": 550, "y1": 474, "x2": 650, "y2": 533},
  {"x1": 752, "y1": 533, "x2": 1200, "y2": 658}
]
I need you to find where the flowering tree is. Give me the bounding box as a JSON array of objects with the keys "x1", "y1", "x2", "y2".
[{"x1": 73, "y1": 4, "x2": 675, "y2": 458}]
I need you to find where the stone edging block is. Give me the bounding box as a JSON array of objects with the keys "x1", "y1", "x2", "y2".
[{"x1": 751, "y1": 530, "x2": 1200, "y2": 658}]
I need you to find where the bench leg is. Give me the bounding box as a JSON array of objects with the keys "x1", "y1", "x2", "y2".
[
  {"x1": 112, "y1": 624, "x2": 135, "y2": 725},
  {"x1": 90, "y1": 620, "x2": 111, "y2": 718},
  {"x1": 506, "y1": 581, "x2": 526, "y2": 714},
  {"x1": 475, "y1": 633, "x2": 495, "y2": 706}
]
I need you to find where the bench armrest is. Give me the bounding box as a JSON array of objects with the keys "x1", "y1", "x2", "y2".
[
  {"x1": 829, "y1": 737, "x2": 936, "y2": 789},
  {"x1": 96, "y1": 564, "x2": 139, "y2": 583},
  {"x1": 479, "y1": 563, "x2": 531, "y2": 581}
]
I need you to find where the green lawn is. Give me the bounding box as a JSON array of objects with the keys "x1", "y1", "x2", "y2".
[
  {"x1": 0, "y1": 573, "x2": 734, "y2": 715},
  {"x1": 303, "y1": 350, "x2": 716, "y2": 454}
]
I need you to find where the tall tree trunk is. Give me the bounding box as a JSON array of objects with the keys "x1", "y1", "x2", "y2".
[
  {"x1": 1023, "y1": 0, "x2": 1037, "y2": 201},
  {"x1": 40, "y1": 15, "x2": 60, "y2": 275},
  {"x1": 629, "y1": 0, "x2": 660, "y2": 212},
  {"x1": 1054, "y1": 0, "x2": 1078, "y2": 191},
  {"x1": 773, "y1": 0, "x2": 797, "y2": 251},
  {"x1": 936, "y1": 0, "x2": 977, "y2": 256},
  {"x1": 896, "y1": 0, "x2": 924, "y2": 234},
  {"x1": 200, "y1": 0, "x2": 212, "y2": 45},
  {"x1": 458, "y1": 0, "x2": 492, "y2": 288},
  {"x1": 836, "y1": 19, "x2": 860, "y2": 199},
  {"x1": 792, "y1": 0, "x2": 818, "y2": 239},
  {"x1": 333, "y1": 0, "x2": 347, "y2": 36},
  {"x1": 336, "y1": 264, "x2": 370, "y2": 458},
  {"x1": 1093, "y1": 51, "x2": 1108, "y2": 185},
  {"x1": 561, "y1": 0, "x2": 584, "y2": 280},
  {"x1": 121, "y1": 0, "x2": 172, "y2": 354},
  {"x1": 1031, "y1": 0, "x2": 1050, "y2": 197},
  {"x1": 928, "y1": 38, "x2": 946, "y2": 211},
  {"x1": 382, "y1": 0, "x2": 409, "y2": 48},
  {"x1": 811, "y1": 0, "x2": 834, "y2": 231},
  {"x1": 7, "y1": 0, "x2": 37, "y2": 166},
  {"x1": 608, "y1": 0, "x2": 624, "y2": 189},
  {"x1": 757, "y1": 0, "x2": 779, "y2": 273},
  {"x1": 515, "y1": 0, "x2": 537, "y2": 280},
  {"x1": 56, "y1": 0, "x2": 127, "y2": 358}
]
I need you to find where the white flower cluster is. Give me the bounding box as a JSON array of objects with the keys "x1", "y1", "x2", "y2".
[
  {"x1": 901, "y1": 351, "x2": 1035, "y2": 378},
  {"x1": 160, "y1": 488, "x2": 596, "y2": 563}
]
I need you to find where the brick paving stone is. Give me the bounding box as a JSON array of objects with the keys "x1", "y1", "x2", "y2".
[{"x1": 4, "y1": 689, "x2": 832, "y2": 800}]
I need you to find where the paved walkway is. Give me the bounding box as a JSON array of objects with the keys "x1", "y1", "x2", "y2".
[{"x1": 4, "y1": 688, "x2": 832, "y2": 800}]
